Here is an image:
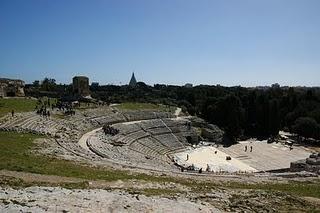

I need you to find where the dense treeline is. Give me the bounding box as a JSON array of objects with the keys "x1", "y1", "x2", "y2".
[
  {"x1": 91, "y1": 83, "x2": 320, "y2": 142},
  {"x1": 25, "y1": 79, "x2": 320, "y2": 142},
  {"x1": 91, "y1": 83, "x2": 320, "y2": 139},
  {"x1": 25, "y1": 78, "x2": 73, "y2": 98}
]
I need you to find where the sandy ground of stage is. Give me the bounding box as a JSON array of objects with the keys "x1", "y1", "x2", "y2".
[
  {"x1": 175, "y1": 139, "x2": 312, "y2": 172},
  {"x1": 219, "y1": 140, "x2": 311, "y2": 171},
  {"x1": 174, "y1": 146, "x2": 257, "y2": 173}
]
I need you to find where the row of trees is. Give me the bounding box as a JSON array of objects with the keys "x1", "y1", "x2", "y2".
[
  {"x1": 25, "y1": 78, "x2": 73, "y2": 98},
  {"x1": 25, "y1": 79, "x2": 320, "y2": 142}
]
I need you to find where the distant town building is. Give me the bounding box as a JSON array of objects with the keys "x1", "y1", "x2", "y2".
[
  {"x1": 0, "y1": 78, "x2": 25, "y2": 97},
  {"x1": 184, "y1": 83, "x2": 193, "y2": 88},
  {"x1": 129, "y1": 72, "x2": 137, "y2": 87},
  {"x1": 72, "y1": 76, "x2": 90, "y2": 97}
]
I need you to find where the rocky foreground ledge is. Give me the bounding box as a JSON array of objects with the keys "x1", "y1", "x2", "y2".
[{"x1": 0, "y1": 186, "x2": 217, "y2": 213}]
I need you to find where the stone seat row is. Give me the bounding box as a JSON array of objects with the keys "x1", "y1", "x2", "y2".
[
  {"x1": 122, "y1": 111, "x2": 173, "y2": 122},
  {"x1": 86, "y1": 135, "x2": 112, "y2": 158},
  {"x1": 0, "y1": 112, "x2": 35, "y2": 129},
  {"x1": 136, "y1": 137, "x2": 171, "y2": 155},
  {"x1": 153, "y1": 133, "x2": 185, "y2": 150},
  {"x1": 0, "y1": 113, "x2": 65, "y2": 136},
  {"x1": 56, "y1": 138, "x2": 99, "y2": 160},
  {"x1": 129, "y1": 141, "x2": 169, "y2": 162},
  {"x1": 112, "y1": 130, "x2": 150, "y2": 145},
  {"x1": 138, "y1": 119, "x2": 165, "y2": 130},
  {"x1": 112, "y1": 123, "x2": 142, "y2": 135},
  {"x1": 147, "y1": 127, "x2": 172, "y2": 135},
  {"x1": 161, "y1": 118, "x2": 182, "y2": 126},
  {"x1": 90, "y1": 115, "x2": 125, "y2": 126}
]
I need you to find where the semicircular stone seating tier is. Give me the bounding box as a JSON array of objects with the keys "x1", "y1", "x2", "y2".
[
  {"x1": 0, "y1": 108, "x2": 189, "y2": 162},
  {"x1": 106, "y1": 118, "x2": 194, "y2": 159},
  {"x1": 0, "y1": 112, "x2": 64, "y2": 136}
]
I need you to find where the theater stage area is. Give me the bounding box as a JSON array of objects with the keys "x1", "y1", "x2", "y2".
[{"x1": 174, "y1": 140, "x2": 311, "y2": 173}]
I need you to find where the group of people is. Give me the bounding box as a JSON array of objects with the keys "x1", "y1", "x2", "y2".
[
  {"x1": 103, "y1": 125, "x2": 119, "y2": 136},
  {"x1": 36, "y1": 106, "x2": 51, "y2": 118},
  {"x1": 56, "y1": 101, "x2": 76, "y2": 116}
]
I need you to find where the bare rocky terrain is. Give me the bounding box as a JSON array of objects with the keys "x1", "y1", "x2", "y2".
[
  {"x1": 0, "y1": 186, "x2": 219, "y2": 213},
  {"x1": 1, "y1": 169, "x2": 320, "y2": 212}
]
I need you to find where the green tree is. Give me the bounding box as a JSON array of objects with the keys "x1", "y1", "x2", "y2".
[
  {"x1": 292, "y1": 117, "x2": 320, "y2": 139},
  {"x1": 268, "y1": 99, "x2": 280, "y2": 136},
  {"x1": 41, "y1": 77, "x2": 56, "y2": 91},
  {"x1": 224, "y1": 95, "x2": 243, "y2": 142}
]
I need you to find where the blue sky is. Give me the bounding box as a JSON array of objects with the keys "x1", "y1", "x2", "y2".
[{"x1": 1, "y1": 0, "x2": 319, "y2": 86}]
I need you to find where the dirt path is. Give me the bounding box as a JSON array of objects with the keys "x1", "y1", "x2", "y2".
[{"x1": 78, "y1": 127, "x2": 102, "y2": 153}]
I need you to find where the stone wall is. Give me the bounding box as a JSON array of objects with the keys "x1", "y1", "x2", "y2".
[{"x1": 0, "y1": 78, "x2": 25, "y2": 97}]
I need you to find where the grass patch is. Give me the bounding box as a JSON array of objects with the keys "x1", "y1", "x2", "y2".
[
  {"x1": 116, "y1": 102, "x2": 174, "y2": 112},
  {"x1": 0, "y1": 175, "x2": 33, "y2": 188},
  {"x1": 223, "y1": 181, "x2": 320, "y2": 199},
  {"x1": 182, "y1": 180, "x2": 320, "y2": 199},
  {"x1": 0, "y1": 174, "x2": 91, "y2": 190},
  {"x1": 0, "y1": 98, "x2": 37, "y2": 117},
  {"x1": 59, "y1": 181, "x2": 91, "y2": 189},
  {"x1": 126, "y1": 187, "x2": 184, "y2": 197},
  {"x1": 37, "y1": 97, "x2": 57, "y2": 107}
]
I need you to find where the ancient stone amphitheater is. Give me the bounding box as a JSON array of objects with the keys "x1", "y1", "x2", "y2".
[{"x1": 0, "y1": 106, "x2": 197, "y2": 171}]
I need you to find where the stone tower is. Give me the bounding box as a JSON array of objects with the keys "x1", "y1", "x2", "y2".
[
  {"x1": 129, "y1": 72, "x2": 137, "y2": 87},
  {"x1": 72, "y1": 76, "x2": 90, "y2": 97}
]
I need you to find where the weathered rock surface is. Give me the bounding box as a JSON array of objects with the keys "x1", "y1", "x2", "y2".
[
  {"x1": 0, "y1": 186, "x2": 218, "y2": 213},
  {"x1": 291, "y1": 152, "x2": 320, "y2": 174}
]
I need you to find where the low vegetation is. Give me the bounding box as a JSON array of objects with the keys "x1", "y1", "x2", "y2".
[
  {"x1": 0, "y1": 97, "x2": 58, "y2": 118},
  {"x1": 225, "y1": 181, "x2": 320, "y2": 199},
  {"x1": 0, "y1": 98, "x2": 37, "y2": 117}
]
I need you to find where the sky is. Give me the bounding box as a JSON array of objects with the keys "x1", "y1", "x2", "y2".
[{"x1": 0, "y1": 0, "x2": 320, "y2": 87}]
